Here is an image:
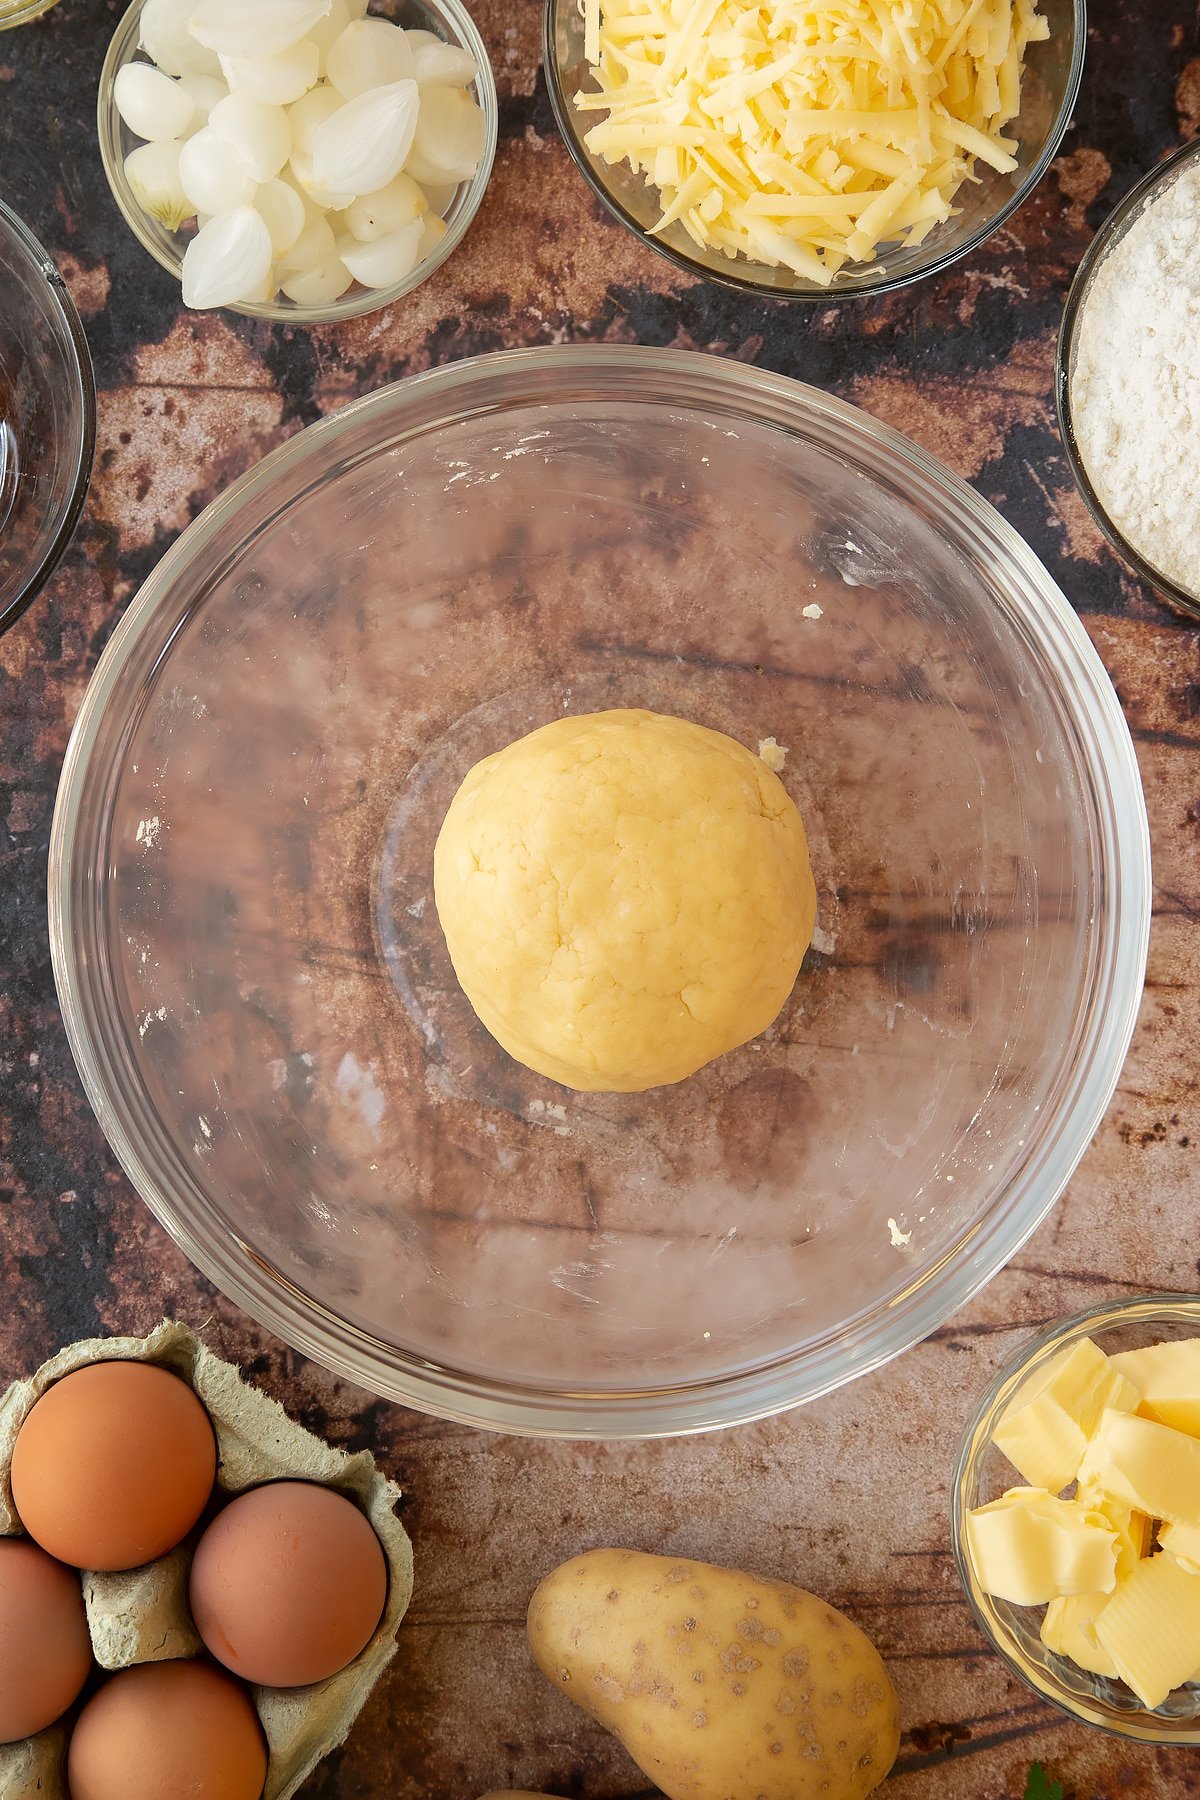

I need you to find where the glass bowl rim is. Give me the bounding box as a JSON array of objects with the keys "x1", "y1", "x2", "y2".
[
  {"x1": 0, "y1": 0, "x2": 61, "y2": 28},
  {"x1": 48, "y1": 344, "x2": 1151, "y2": 1438},
  {"x1": 1055, "y1": 137, "x2": 1200, "y2": 620},
  {"x1": 96, "y1": 0, "x2": 499, "y2": 325},
  {"x1": 950, "y1": 1291, "x2": 1200, "y2": 1743},
  {"x1": 541, "y1": 0, "x2": 1087, "y2": 302},
  {"x1": 0, "y1": 195, "x2": 97, "y2": 637}
]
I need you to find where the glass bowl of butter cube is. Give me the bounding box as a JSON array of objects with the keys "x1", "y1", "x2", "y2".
[
  {"x1": 953, "y1": 1295, "x2": 1200, "y2": 1742},
  {"x1": 543, "y1": 0, "x2": 1084, "y2": 297}
]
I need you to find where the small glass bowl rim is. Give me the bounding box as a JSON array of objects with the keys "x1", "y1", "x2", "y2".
[
  {"x1": 0, "y1": 195, "x2": 97, "y2": 637},
  {"x1": 950, "y1": 1292, "x2": 1200, "y2": 1743},
  {"x1": 1055, "y1": 137, "x2": 1200, "y2": 620},
  {"x1": 541, "y1": 0, "x2": 1086, "y2": 302},
  {"x1": 0, "y1": 0, "x2": 61, "y2": 29},
  {"x1": 96, "y1": 0, "x2": 499, "y2": 325}
]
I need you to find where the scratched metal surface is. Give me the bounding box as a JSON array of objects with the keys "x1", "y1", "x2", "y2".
[{"x1": 1, "y1": 1, "x2": 1199, "y2": 1795}]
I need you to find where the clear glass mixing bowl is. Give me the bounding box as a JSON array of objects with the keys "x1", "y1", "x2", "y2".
[{"x1": 49, "y1": 347, "x2": 1150, "y2": 1437}]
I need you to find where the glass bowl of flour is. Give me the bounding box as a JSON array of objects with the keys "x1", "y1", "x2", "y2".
[{"x1": 1057, "y1": 139, "x2": 1200, "y2": 617}]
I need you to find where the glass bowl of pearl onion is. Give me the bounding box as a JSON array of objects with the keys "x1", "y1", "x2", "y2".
[{"x1": 97, "y1": 0, "x2": 497, "y2": 322}]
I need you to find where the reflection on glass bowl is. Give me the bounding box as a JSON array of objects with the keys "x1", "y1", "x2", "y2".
[
  {"x1": 49, "y1": 347, "x2": 1148, "y2": 1437},
  {"x1": 952, "y1": 1295, "x2": 1200, "y2": 1743}
]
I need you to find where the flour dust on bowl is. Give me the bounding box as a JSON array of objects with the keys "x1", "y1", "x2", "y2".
[{"x1": 48, "y1": 348, "x2": 1150, "y2": 1437}]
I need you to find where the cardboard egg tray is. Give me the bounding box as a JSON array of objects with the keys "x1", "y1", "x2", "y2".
[{"x1": 0, "y1": 1320, "x2": 414, "y2": 1800}]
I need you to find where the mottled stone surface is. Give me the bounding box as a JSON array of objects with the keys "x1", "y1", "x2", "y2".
[{"x1": 2, "y1": 1, "x2": 1200, "y2": 1796}]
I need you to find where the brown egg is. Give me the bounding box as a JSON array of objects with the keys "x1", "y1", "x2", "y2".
[
  {"x1": 67, "y1": 1659, "x2": 267, "y2": 1800},
  {"x1": 189, "y1": 1481, "x2": 387, "y2": 1687},
  {"x1": 11, "y1": 1361, "x2": 216, "y2": 1571},
  {"x1": 0, "y1": 1537, "x2": 92, "y2": 1743}
]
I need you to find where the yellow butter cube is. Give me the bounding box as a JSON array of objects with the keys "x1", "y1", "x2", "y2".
[
  {"x1": 1041, "y1": 1591, "x2": 1118, "y2": 1678},
  {"x1": 1037, "y1": 1479, "x2": 1152, "y2": 1677},
  {"x1": 1075, "y1": 1477, "x2": 1152, "y2": 1579},
  {"x1": 1094, "y1": 1552, "x2": 1200, "y2": 1709},
  {"x1": 1078, "y1": 1409, "x2": 1200, "y2": 1529},
  {"x1": 993, "y1": 1337, "x2": 1140, "y2": 1492},
  {"x1": 965, "y1": 1487, "x2": 1118, "y2": 1606},
  {"x1": 1111, "y1": 1338, "x2": 1200, "y2": 1438},
  {"x1": 1159, "y1": 1519, "x2": 1200, "y2": 1577}
]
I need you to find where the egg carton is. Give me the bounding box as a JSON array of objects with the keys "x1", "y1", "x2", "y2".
[{"x1": 0, "y1": 1320, "x2": 414, "y2": 1800}]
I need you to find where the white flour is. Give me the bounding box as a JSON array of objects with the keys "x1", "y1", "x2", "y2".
[{"x1": 1070, "y1": 161, "x2": 1200, "y2": 597}]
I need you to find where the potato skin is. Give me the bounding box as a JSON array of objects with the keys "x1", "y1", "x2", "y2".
[{"x1": 527, "y1": 1549, "x2": 899, "y2": 1800}]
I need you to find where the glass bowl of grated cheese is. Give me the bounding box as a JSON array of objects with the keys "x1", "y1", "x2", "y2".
[
  {"x1": 544, "y1": 0, "x2": 1085, "y2": 297},
  {"x1": 97, "y1": 0, "x2": 498, "y2": 323},
  {"x1": 953, "y1": 1296, "x2": 1200, "y2": 1742}
]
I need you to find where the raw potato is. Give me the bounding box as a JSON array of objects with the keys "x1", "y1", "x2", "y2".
[{"x1": 527, "y1": 1550, "x2": 899, "y2": 1800}]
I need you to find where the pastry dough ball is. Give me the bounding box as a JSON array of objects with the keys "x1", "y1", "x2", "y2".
[{"x1": 433, "y1": 709, "x2": 817, "y2": 1092}]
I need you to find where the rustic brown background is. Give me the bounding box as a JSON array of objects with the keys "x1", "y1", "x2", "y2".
[{"x1": 2, "y1": 0, "x2": 1200, "y2": 1795}]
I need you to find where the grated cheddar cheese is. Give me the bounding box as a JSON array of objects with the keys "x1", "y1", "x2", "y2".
[{"x1": 574, "y1": 0, "x2": 1050, "y2": 282}]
